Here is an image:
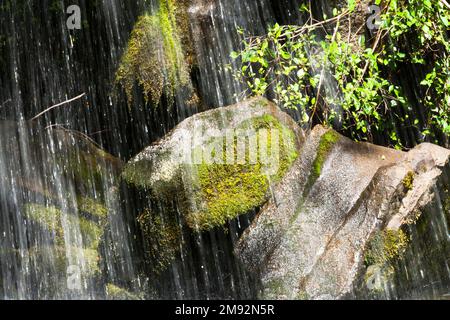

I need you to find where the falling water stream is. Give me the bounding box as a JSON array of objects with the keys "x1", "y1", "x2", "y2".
[{"x1": 0, "y1": 0, "x2": 448, "y2": 300}]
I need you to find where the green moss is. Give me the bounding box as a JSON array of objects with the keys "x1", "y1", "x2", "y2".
[
  {"x1": 189, "y1": 115, "x2": 298, "y2": 231},
  {"x1": 237, "y1": 114, "x2": 299, "y2": 181},
  {"x1": 402, "y1": 171, "x2": 415, "y2": 191},
  {"x1": 25, "y1": 204, "x2": 64, "y2": 241},
  {"x1": 137, "y1": 209, "x2": 181, "y2": 274},
  {"x1": 364, "y1": 229, "x2": 410, "y2": 267},
  {"x1": 25, "y1": 203, "x2": 103, "y2": 250},
  {"x1": 77, "y1": 197, "x2": 108, "y2": 220},
  {"x1": 362, "y1": 229, "x2": 409, "y2": 294},
  {"x1": 122, "y1": 161, "x2": 153, "y2": 189},
  {"x1": 76, "y1": 215, "x2": 103, "y2": 249},
  {"x1": 116, "y1": 0, "x2": 193, "y2": 106},
  {"x1": 121, "y1": 152, "x2": 177, "y2": 192},
  {"x1": 263, "y1": 279, "x2": 285, "y2": 298},
  {"x1": 444, "y1": 187, "x2": 450, "y2": 221},
  {"x1": 192, "y1": 162, "x2": 269, "y2": 230},
  {"x1": 312, "y1": 130, "x2": 340, "y2": 178},
  {"x1": 26, "y1": 245, "x2": 100, "y2": 277},
  {"x1": 106, "y1": 284, "x2": 142, "y2": 300},
  {"x1": 304, "y1": 130, "x2": 340, "y2": 195},
  {"x1": 296, "y1": 291, "x2": 310, "y2": 300}
]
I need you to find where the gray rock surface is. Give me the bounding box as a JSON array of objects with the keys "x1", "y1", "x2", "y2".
[{"x1": 235, "y1": 125, "x2": 450, "y2": 299}]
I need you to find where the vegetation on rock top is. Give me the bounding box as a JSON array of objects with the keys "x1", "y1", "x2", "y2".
[
  {"x1": 116, "y1": 0, "x2": 194, "y2": 107},
  {"x1": 364, "y1": 229, "x2": 410, "y2": 267},
  {"x1": 189, "y1": 115, "x2": 298, "y2": 231}
]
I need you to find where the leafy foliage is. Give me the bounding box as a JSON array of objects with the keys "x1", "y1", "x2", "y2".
[
  {"x1": 382, "y1": 0, "x2": 450, "y2": 137},
  {"x1": 231, "y1": 0, "x2": 450, "y2": 148}
]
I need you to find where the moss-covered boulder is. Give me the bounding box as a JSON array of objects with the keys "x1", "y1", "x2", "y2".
[
  {"x1": 123, "y1": 97, "x2": 303, "y2": 232},
  {"x1": 116, "y1": 0, "x2": 197, "y2": 106},
  {"x1": 235, "y1": 125, "x2": 450, "y2": 300}
]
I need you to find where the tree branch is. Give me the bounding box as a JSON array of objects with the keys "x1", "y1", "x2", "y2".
[{"x1": 30, "y1": 93, "x2": 86, "y2": 121}]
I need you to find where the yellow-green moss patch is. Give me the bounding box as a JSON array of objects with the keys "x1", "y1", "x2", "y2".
[
  {"x1": 77, "y1": 197, "x2": 108, "y2": 220},
  {"x1": 25, "y1": 203, "x2": 103, "y2": 250},
  {"x1": 303, "y1": 130, "x2": 340, "y2": 195},
  {"x1": 312, "y1": 130, "x2": 340, "y2": 179},
  {"x1": 192, "y1": 162, "x2": 269, "y2": 230},
  {"x1": 189, "y1": 115, "x2": 298, "y2": 231},
  {"x1": 402, "y1": 171, "x2": 415, "y2": 191},
  {"x1": 106, "y1": 284, "x2": 142, "y2": 300},
  {"x1": 26, "y1": 245, "x2": 100, "y2": 277},
  {"x1": 364, "y1": 229, "x2": 410, "y2": 267}
]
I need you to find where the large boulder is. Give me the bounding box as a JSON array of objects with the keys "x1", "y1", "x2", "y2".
[
  {"x1": 235, "y1": 125, "x2": 450, "y2": 300},
  {"x1": 123, "y1": 97, "x2": 303, "y2": 232}
]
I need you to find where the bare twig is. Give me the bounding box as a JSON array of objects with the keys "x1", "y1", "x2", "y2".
[
  {"x1": 243, "y1": 10, "x2": 351, "y2": 43},
  {"x1": 358, "y1": 26, "x2": 391, "y2": 84},
  {"x1": 46, "y1": 123, "x2": 103, "y2": 149},
  {"x1": 30, "y1": 93, "x2": 86, "y2": 121},
  {"x1": 1, "y1": 99, "x2": 11, "y2": 108}
]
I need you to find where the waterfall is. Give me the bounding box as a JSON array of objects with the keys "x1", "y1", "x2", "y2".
[
  {"x1": 0, "y1": 0, "x2": 302, "y2": 300},
  {"x1": 0, "y1": 0, "x2": 149, "y2": 299},
  {"x1": 0, "y1": 0, "x2": 448, "y2": 300}
]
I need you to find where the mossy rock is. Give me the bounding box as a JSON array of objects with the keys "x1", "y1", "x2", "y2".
[
  {"x1": 116, "y1": 0, "x2": 196, "y2": 106},
  {"x1": 123, "y1": 97, "x2": 303, "y2": 232},
  {"x1": 362, "y1": 228, "x2": 410, "y2": 293},
  {"x1": 25, "y1": 203, "x2": 105, "y2": 251},
  {"x1": 188, "y1": 115, "x2": 298, "y2": 231},
  {"x1": 137, "y1": 208, "x2": 182, "y2": 274},
  {"x1": 364, "y1": 229, "x2": 410, "y2": 267},
  {"x1": 303, "y1": 130, "x2": 341, "y2": 195},
  {"x1": 402, "y1": 171, "x2": 415, "y2": 191},
  {"x1": 26, "y1": 245, "x2": 101, "y2": 279},
  {"x1": 106, "y1": 284, "x2": 142, "y2": 300}
]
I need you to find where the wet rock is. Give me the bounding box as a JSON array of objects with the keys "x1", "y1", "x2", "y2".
[
  {"x1": 106, "y1": 283, "x2": 143, "y2": 300},
  {"x1": 235, "y1": 125, "x2": 450, "y2": 300},
  {"x1": 0, "y1": 120, "x2": 123, "y2": 294},
  {"x1": 115, "y1": 0, "x2": 197, "y2": 107},
  {"x1": 353, "y1": 165, "x2": 450, "y2": 299},
  {"x1": 0, "y1": 120, "x2": 123, "y2": 201},
  {"x1": 123, "y1": 97, "x2": 303, "y2": 232}
]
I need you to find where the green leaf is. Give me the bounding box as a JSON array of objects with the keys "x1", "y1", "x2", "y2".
[{"x1": 348, "y1": 0, "x2": 356, "y2": 12}]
